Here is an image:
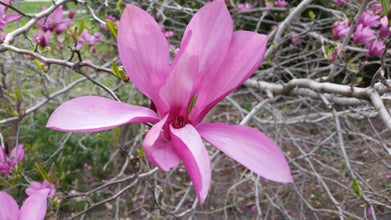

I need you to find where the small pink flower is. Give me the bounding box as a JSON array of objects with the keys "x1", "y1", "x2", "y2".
[
  {"x1": 26, "y1": 180, "x2": 56, "y2": 198},
  {"x1": 76, "y1": 29, "x2": 103, "y2": 49},
  {"x1": 0, "y1": 144, "x2": 24, "y2": 174},
  {"x1": 68, "y1": 10, "x2": 75, "y2": 19},
  {"x1": 32, "y1": 31, "x2": 51, "y2": 47},
  {"x1": 238, "y1": 3, "x2": 254, "y2": 11},
  {"x1": 365, "y1": 39, "x2": 385, "y2": 57},
  {"x1": 266, "y1": 2, "x2": 273, "y2": 8},
  {"x1": 332, "y1": 20, "x2": 350, "y2": 40},
  {"x1": 353, "y1": 23, "x2": 376, "y2": 44},
  {"x1": 274, "y1": 0, "x2": 288, "y2": 7},
  {"x1": 160, "y1": 25, "x2": 175, "y2": 38},
  {"x1": 336, "y1": 0, "x2": 349, "y2": 7},
  {"x1": 358, "y1": 11, "x2": 380, "y2": 28}
]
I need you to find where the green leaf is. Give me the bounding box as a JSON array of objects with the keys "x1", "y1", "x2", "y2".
[
  {"x1": 138, "y1": 149, "x2": 144, "y2": 157},
  {"x1": 34, "y1": 162, "x2": 53, "y2": 183},
  {"x1": 117, "y1": 0, "x2": 124, "y2": 13},
  {"x1": 381, "y1": 0, "x2": 389, "y2": 16},
  {"x1": 112, "y1": 62, "x2": 129, "y2": 82},
  {"x1": 77, "y1": 18, "x2": 85, "y2": 37},
  {"x1": 308, "y1": 10, "x2": 315, "y2": 20},
  {"x1": 33, "y1": 59, "x2": 43, "y2": 71},
  {"x1": 111, "y1": 60, "x2": 120, "y2": 77},
  {"x1": 352, "y1": 178, "x2": 363, "y2": 199},
  {"x1": 13, "y1": 87, "x2": 20, "y2": 100},
  {"x1": 106, "y1": 20, "x2": 118, "y2": 40}
]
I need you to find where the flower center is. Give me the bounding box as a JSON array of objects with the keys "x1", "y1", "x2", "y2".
[{"x1": 171, "y1": 116, "x2": 188, "y2": 129}]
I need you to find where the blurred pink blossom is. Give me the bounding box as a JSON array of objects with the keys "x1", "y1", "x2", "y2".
[
  {"x1": 26, "y1": 180, "x2": 56, "y2": 198},
  {"x1": 336, "y1": 0, "x2": 349, "y2": 7},
  {"x1": 371, "y1": 3, "x2": 383, "y2": 14},
  {"x1": 0, "y1": 0, "x2": 22, "y2": 30},
  {"x1": 32, "y1": 31, "x2": 51, "y2": 47},
  {"x1": 358, "y1": 11, "x2": 380, "y2": 28},
  {"x1": 365, "y1": 39, "x2": 385, "y2": 57},
  {"x1": 266, "y1": 2, "x2": 273, "y2": 8},
  {"x1": 68, "y1": 10, "x2": 75, "y2": 19},
  {"x1": 332, "y1": 20, "x2": 350, "y2": 40},
  {"x1": 380, "y1": 16, "x2": 389, "y2": 37},
  {"x1": 274, "y1": 0, "x2": 288, "y2": 7},
  {"x1": 76, "y1": 29, "x2": 103, "y2": 50},
  {"x1": 160, "y1": 25, "x2": 174, "y2": 38},
  {"x1": 0, "y1": 144, "x2": 24, "y2": 174},
  {"x1": 37, "y1": 5, "x2": 73, "y2": 34},
  {"x1": 238, "y1": 3, "x2": 253, "y2": 11},
  {"x1": 290, "y1": 31, "x2": 302, "y2": 45},
  {"x1": 47, "y1": 0, "x2": 293, "y2": 204},
  {"x1": 353, "y1": 23, "x2": 376, "y2": 44}
]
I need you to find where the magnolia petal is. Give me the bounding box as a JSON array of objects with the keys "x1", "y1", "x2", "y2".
[
  {"x1": 118, "y1": 4, "x2": 169, "y2": 110},
  {"x1": 197, "y1": 123, "x2": 293, "y2": 183},
  {"x1": 0, "y1": 191, "x2": 19, "y2": 220},
  {"x1": 160, "y1": 0, "x2": 233, "y2": 111},
  {"x1": 47, "y1": 96, "x2": 159, "y2": 132},
  {"x1": 18, "y1": 189, "x2": 50, "y2": 220},
  {"x1": 10, "y1": 144, "x2": 24, "y2": 164},
  {"x1": 26, "y1": 180, "x2": 56, "y2": 198},
  {"x1": 143, "y1": 115, "x2": 180, "y2": 171},
  {"x1": 4, "y1": 13, "x2": 22, "y2": 23},
  {"x1": 190, "y1": 31, "x2": 267, "y2": 123},
  {"x1": 0, "y1": 146, "x2": 6, "y2": 162},
  {"x1": 170, "y1": 124, "x2": 211, "y2": 204}
]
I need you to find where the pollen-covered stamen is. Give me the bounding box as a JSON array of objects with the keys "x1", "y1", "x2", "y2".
[{"x1": 171, "y1": 116, "x2": 189, "y2": 129}]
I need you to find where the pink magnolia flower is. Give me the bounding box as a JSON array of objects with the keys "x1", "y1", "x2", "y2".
[
  {"x1": 32, "y1": 31, "x2": 51, "y2": 47},
  {"x1": 332, "y1": 20, "x2": 350, "y2": 40},
  {"x1": 380, "y1": 16, "x2": 389, "y2": 37},
  {"x1": 336, "y1": 0, "x2": 349, "y2": 7},
  {"x1": 353, "y1": 23, "x2": 376, "y2": 44},
  {"x1": 358, "y1": 11, "x2": 380, "y2": 28},
  {"x1": 274, "y1": 0, "x2": 288, "y2": 7},
  {"x1": 47, "y1": 0, "x2": 293, "y2": 204},
  {"x1": 37, "y1": 5, "x2": 73, "y2": 34},
  {"x1": 0, "y1": 144, "x2": 24, "y2": 174},
  {"x1": 365, "y1": 39, "x2": 385, "y2": 57},
  {"x1": 0, "y1": 188, "x2": 51, "y2": 220},
  {"x1": 238, "y1": 3, "x2": 254, "y2": 11},
  {"x1": 371, "y1": 3, "x2": 382, "y2": 15},
  {"x1": 0, "y1": 0, "x2": 22, "y2": 30},
  {"x1": 76, "y1": 29, "x2": 103, "y2": 50},
  {"x1": 25, "y1": 180, "x2": 56, "y2": 198}
]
